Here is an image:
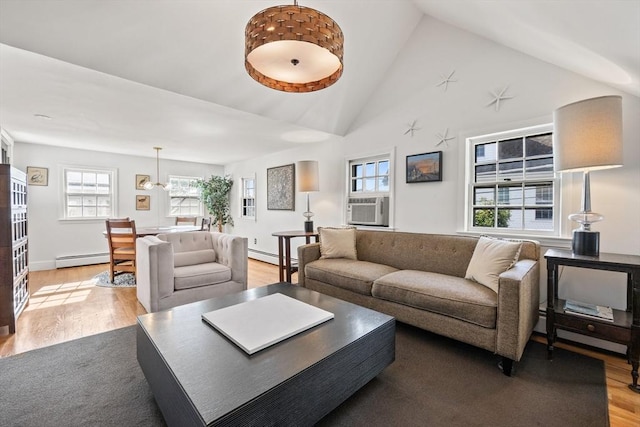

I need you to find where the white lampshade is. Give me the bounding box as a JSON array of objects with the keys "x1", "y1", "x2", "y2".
[
  {"x1": 553, "y1": 95, "x2": 623, "y2": 172},
  {"x1": 297, "y1": 160, "x2": 319, "y2": 192}
]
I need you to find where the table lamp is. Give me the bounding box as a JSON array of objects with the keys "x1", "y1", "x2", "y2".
[
  {"x1": 297, "y1": 160, "x2": 319, "y2": 232},
  {"x1": 553, "y1": 95, "x2": 623, "y2": 256}
]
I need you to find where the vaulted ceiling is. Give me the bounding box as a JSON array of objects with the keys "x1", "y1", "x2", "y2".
[{"x1": 1, "y1": 0, "x2": 638, "y2": 164}]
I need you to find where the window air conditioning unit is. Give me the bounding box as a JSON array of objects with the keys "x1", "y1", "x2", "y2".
[{"x1": 347, "y1": 196, "x2": 389, "y2": 226}]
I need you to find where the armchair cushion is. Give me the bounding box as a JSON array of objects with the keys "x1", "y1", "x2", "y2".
[
  {"x1": 174, "y1": 262, "x2": 232, "y2": 290},
  {"x1": 174, "y1": 249, "x2": 216, "y2": 267}
]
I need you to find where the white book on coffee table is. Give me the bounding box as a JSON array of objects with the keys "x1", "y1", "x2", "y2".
[{"x1": 201, "y1": 293, "x2": 334, "y2": 354}]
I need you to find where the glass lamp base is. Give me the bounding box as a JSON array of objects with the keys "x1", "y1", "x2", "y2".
[
  {"x1": 572, "y1": 229, "x2": 600, "y2": 257},
  {"x1": 304, "y1": 221, "x2": 314, "y2": 232}
]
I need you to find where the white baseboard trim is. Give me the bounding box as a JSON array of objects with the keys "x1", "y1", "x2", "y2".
[
  {"x1": 55, "y1": 253, "x2": 110, "y2": 269},
  {"x1": 29, "y1": 260, "x2": 56, "y2": 272}
]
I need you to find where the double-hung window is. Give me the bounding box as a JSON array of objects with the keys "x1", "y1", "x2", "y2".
[
  {"x1": 63, "y1": 166, "x2": 116, "y2": 219},
  {"x1": 349, "y1": 156, "x2": 390, "y2": 194},
  {"x1": 466, "y1": 124, "x2": 558, "y2": 234},
  {"x1": 346, "y1": 152, "x2": 394, "y2": 227},
  {"x1": 240, "y1": 177, "x2": 256, "y2": 219},
  {"x1": 168, "y1": 175, "x2": 202, "y2": 217}
]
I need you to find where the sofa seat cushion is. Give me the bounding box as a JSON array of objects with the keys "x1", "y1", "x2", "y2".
[
  {"x1": 372, "y1": 270, "x2": 498, "y2": 328},
  {"x1": 305, "y1": 259, "x2": 398, "y2": 295},
  {"x1": 173, "y1": 262, "x2": 232, "y2": 290}
]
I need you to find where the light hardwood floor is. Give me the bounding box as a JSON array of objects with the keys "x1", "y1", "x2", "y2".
[{"x1": 1, "y1": 260, "x2": 638, "y2": 426}]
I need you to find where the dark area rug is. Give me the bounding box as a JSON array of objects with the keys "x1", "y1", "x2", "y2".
[
  {"x1": 92, "y1": 271, "x2": 136, "y2": 287},
  {"x1": 0, "y1": 323, "x2": 608, "y2": 427}
]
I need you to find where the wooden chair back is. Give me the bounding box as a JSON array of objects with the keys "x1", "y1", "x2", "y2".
[
  {"x1": 201, "y1": 217, "x2": 212, "y2": 231},
  {"x1": 105, "y1": 218, "x2": 137, "y2": 282},
  {"x1": 175, "y1": 216, "x2": 197, "y2": 226}
]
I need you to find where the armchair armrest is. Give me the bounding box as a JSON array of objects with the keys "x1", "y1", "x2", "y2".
[
  {"x1": 297, "y1": 243, "x2": 321, "y2": 287},
  {"x1": 210, "y1": 232, "x2": 248, "y2": 288},
  {"x1": 495, "y1": 259, "x2": 540, "y2": 361},
  {"x1": 136, "y1": 236, "x2": 175, "y2": 313}
]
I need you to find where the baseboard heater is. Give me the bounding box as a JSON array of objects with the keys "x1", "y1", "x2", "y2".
[
  {"x1": 55, "y1": 253, "x2": 110, "y2": 269},
  {"x1": 248, "y1": 249, "x2": 284, "y2": 266}
]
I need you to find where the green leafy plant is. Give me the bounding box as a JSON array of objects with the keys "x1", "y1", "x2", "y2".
[
  {"x1": 474, "y1": 208, "x2": 511, "y2": 228},
  {"x1": 194, "y1": 175, "x2": 233, "y2": 232}
]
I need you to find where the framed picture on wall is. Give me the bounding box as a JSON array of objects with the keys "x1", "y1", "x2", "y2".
[
  {"x1": 406, "y1": 151, "x2": 442, "y2": 183},
  {"x1": 136, "y1": 174, "x2": 151, "y2": 190},
  {"x1": 136, "y1": 195, "x2": 150, "y2": 210},
  {"x1": 266, "y1": 163, "x2": 295, "y2": 210},
  {"x1": 26, "y1": 166, "x2": 49, "y2": 186}
]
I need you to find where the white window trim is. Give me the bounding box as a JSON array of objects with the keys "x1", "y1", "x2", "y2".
[
  {"x1": 457, "y1": 120, "x2": 573, "y2": 247},
  {"x1": 58, "y1": 164, "x2": 118, "y2": 222},
  {"x1": 240, "y1": 175, "x2": 257, "y2": 221},
  {"x1": 344, "y1": 147, "x2": 396, "y2": 229}
]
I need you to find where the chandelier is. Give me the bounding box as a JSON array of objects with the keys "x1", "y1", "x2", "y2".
[
  {"x1": 244, "y1": 0, "x2": 344, "y2": 92},
  {"x1": 144, "y1": 147, "x2": 171, "y2": 191}
]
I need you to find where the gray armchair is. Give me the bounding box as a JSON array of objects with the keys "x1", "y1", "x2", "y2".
[{"x1": 136, "y1": 231, "x2": 248, "y2": 313}]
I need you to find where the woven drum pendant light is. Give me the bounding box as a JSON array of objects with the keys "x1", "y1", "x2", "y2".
[{"x1": 245, "y1": 0, "x2": 344, "y2": 92}]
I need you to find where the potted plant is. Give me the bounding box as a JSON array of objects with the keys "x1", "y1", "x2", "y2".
[{"x1": 195, "y1": 175, "x2": 233, "y2": 232}]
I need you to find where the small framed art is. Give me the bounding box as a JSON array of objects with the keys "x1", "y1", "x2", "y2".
[
  {"x1": 26, "y1": 166, "x2": 49, "y2": 186},
  {"x1": 136, "y1": 174, "x2": 151, "y2": 190},
  {"x1": 136, "y1": 195, "x2": 150, "y2": 210},
  {"x1": 406, "y1": 151, "x2": 442, "y2": 183}
]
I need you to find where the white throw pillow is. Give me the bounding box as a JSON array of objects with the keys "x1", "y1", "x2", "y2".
[
  {"x1": 318, "y1": 227, "x2": 357, "y2": 260},
  {"x1": 465, "y1": 236, "x2": 523, "y2": 293}
]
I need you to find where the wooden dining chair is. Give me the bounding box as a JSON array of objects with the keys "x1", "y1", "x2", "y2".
[
  {"x1": 201, "y1": 217, "x2": 212, "y2": 231},
  {"x1": 105, "y1": 218, "x2": 137, "y2": 283},
  {"x1": 175, "y1": 216, "x2": 197, "y2": 226}
]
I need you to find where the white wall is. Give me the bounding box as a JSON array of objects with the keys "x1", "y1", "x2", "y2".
[
  {"x1": 13, "y1": 142, "x2": 223, "y2": 270},
  {"x1": 226, "y1": 15, "x2": 640, "y2": 352}
]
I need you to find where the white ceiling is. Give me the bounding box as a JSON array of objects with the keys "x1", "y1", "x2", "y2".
[{"x1": 1, "y1": 0, "x2": 638, "y2": 165}]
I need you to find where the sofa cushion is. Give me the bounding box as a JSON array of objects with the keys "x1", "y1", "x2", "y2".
[
  {"x1": 174, "y1": 249, "x2": 216, "y2": 267},
  {"x1": 465, "y1": 236, "x2": 523, "y2": 293},
  {"x1": 305, "y1": 259, "x2": 398, "y2": 295},
  {"x1": 318, "y1": 227, "x2": 358, "y2": 260},
  {"x1": 173, "y1": 262, "x2": 232, "y2": 290},
  {"x1": 372, "y1": 270, "x2": 498, "y2": 328}
]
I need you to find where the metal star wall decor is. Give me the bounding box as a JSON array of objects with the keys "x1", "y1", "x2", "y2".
[
  {"x1": 487, "y1": 86, "x2": 514, "y2": 111},
  {"x1": 436, "y1": 70, "x2": 457, "y2": 91},
  {"x1": 435, "y1": 128, "x2": 455, "y2": 147},
  {"x1": 404, "y1": 120, "x2": 421, "y2": 137}
]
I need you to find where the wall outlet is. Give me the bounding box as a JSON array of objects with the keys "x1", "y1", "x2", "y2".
[{"x1": 254, "y1": 238, "x2": 257, "y2": 244}]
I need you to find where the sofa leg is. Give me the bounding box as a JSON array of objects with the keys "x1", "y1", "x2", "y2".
[{"x1": 499, "y1": 357, "x2": 514, "y2": 376}]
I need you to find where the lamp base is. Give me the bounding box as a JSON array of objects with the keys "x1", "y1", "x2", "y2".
[
  {"x1": 304, "y1": 221, "x2": 314, "y2": 233},
  {"x1": 572, "y1": 229, "x2": 600, "y2": 257}
]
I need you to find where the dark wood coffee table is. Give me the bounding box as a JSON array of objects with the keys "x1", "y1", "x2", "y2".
[{"x1": 137, "y1": 283, "x2": 395, "y2": 426}]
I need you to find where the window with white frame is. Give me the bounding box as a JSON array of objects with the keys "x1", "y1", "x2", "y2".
[
  {"x1": 63, "y1": 166, "x2": 116, "y2": 219},
  {"x1": 466, "y1": 124, "x2": 558, "y2": 234},
  {"x1": 240, "y1": 177, "x2": 256, "y2": 219},
  {"x1": 168, "y1": 175, "x2": 202, "y2": 216},
  {"x1": 349, "y1": 155, "x2": 390, "y2": 195}
]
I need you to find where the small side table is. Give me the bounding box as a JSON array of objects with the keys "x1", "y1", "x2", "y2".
[
  {"x1": 272, "y1": 231, "x2": 319, "y2": 283},
  {"x1": 544, "y1": 248, "x2": 640, "y2": 393}
]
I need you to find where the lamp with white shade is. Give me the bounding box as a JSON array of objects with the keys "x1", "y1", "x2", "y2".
[
  {"x1": 297, "y1": 160, "x2": 319, "y2": 232},
  {"x1": 553, "y1": 95, "x2": 623, "y2": 256}
]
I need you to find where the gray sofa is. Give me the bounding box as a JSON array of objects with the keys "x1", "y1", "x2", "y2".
[
  {"x1": 136, "y1": 231, "x2": 248, "y2": 313},
  {"x1": 297, "y1": 230, "x2": 540, "y2": 375}
]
